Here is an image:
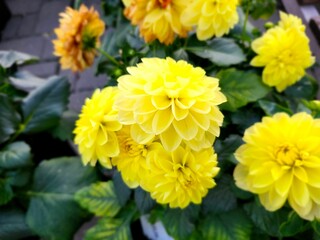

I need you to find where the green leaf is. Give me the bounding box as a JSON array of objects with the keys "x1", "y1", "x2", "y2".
[
  {"x1": 9, "y1": 71, "x2": 46, "y2": 92},
  {"x1": 284, "y1": 75, "x2": 318, "y2": 100},
  {"x1": 113, "y1": 171, "x2": 132, "y2": 207},
  {"x1": 187, "y1": 38, "x2": 246, "y2": 66},
  {"x1": 0, "y1": 50, "x2": 38, "y2": 68},
  {"x1": 241, "y1": 0, "x2": 276, "y2": 19},
  {"x1": 0, "y1": 179, "x2": 13, "y2": 205},
  {"x1": 258, "y1": 100, "x2": 293, "y2": 116},
  {"x1": 22, "y1": 75, "x2": 70, "y2": 134},
  {"x1": 173, "y1": 48, "x2": 189, "y2": 61},
  {"x1": 0, "y1": 207, "x2": 34, "y2": 240},
  {"x1": 161, "y1": 204, "x2": 200, "y2": 240},
  {"x1": 312, "y1": 220, "x2": 320, "y2": 236},
  {"x1": 0, "y1": 94, "x2": 21, "y2": 144},
  {"x1": 218, "y1": 69, "x2": 270, "y2": 111},
  {"x1": 202, "y1": 175, "x2": 237, "y2": 214},
  {"x1": 199, "y1": 209, "x2": 252, "y2": 240},
  {"x1": 85, "y1": 217, "x2": 132, "y2": 240},
  {"x1": 134, "y1": 187, "x2": 156, "y2": 214},
  {"x1": 280, "y1": 211, "x2": 309, "y2": 237},
  {"x1": 75, "y1": 181, "x2": 121, "y2": 217},
  {"x1": 5, "y1": 169, "x2": 31, "y2": 187},
  {"x1": 50, "y1": 110, "x2": 78, "y2": 141},
  {"x1": 214, "y1": 134, "x2": 243, "y2": 166},
  {"x1": 0, "y1": 142, "x2": 32, "y2": 169},
  {"x1": 26, "y1": 157, "x2": 98, "y2": 240},
  {"x1": 244, "y1": 202, "x2": 290, "y2": 237}
]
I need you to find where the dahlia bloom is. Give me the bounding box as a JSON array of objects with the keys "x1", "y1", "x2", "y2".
[
  {"x1": 250, "y1": 14, "x2": 315, "y2": 92},
  {"x1": 181, "y1": 0, "x2": 239, "y2": 40},
  {"x1": 278, "y1": 11, "x2": 305, "y2": 32},
  {"x1": 115, "y1": 57, "x2": 226, "y2": 152},
  {"x1": 234, "y1": 112, "x2": 320, "y2": 220},
  {"x1": 141, "y1": 143, "x2": 219, "y2": 208},
  {"x1": 112, "y1": 126, "x2": 154, "y2": 188},
  {"x1": 53, "y1": 4, "x2": 105, "y2": 72},
  {"x1": 123, "y1": 0, "x2": 191, "y2": 45},
  {"x1": 74, "y1": 87, "x2": 121, "y2": 168}
]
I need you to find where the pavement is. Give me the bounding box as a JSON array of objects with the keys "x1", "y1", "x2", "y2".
[{"x1": 0, "y1": 0, "x2": 107, "y2": 113}]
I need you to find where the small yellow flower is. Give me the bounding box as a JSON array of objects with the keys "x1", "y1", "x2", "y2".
[
  {"x1": 123, "y1": 0, "x2": 191, "y2": 45},
  {"x1": 115, "y1": 57, "x2": 226, "y2": 152},
  {"x1": 74, "y1": 87, "x2": 121, "y2": 168},
  {"x1": 112, "y1": 125, "x2": 154, "y2": 188},
  {"x1": 141, "y1": 143, "x2": 219, "y2": 208},
  {"x1": 251, "y1": 14, "x2": 315, "y2": 92},
  {"x1": 53, "y1": 4, "x2": 105, "y2": 72},
  {"x1": 181, "y1": 0, "x2": 240, "y2": 40},
  {"x1": 234, "y1": 112, "x2": 320, "y2": 220}
]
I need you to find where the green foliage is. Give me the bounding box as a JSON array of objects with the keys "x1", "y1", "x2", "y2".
[
  {"x1": 0, "y1": 50, "x2": 38, "y2": 68},
  {"x1": 202, "y1": 175, "x2": 238, "y2": 214},
  {"x1": 85, "y1": 217, "x2": 132, "y2": 240},
  {"x1": 0, "y1": 142, "x2": 32, "y2": 169},
  {"x1": 0, "y1": 179, "x2": 13, "y2": 205},
  {"x1": 9, "y1": 71, "x2": 46, "y2": 92},
  {"x1": 21, "y1": 75, "x2": 70, "y2": 134},
  {"x1": 0, "y1": 94, "x2": 21, "y2": 144},
  {"x1": 244, "y1": 202, "x2": 290, "y2": 237},
  {"x1": 84, "y1": 203, "x2": 136, "y2": 240},
  {"x1": 241, "y1": 0, "x2": 277, "y2": 20},
  {"x1": 198, "y1": 209, "x2": 252, "y2": 240},
  {"x1": 258, "y1": 100, "x2": 293, "y2": 116},
  {"x1": 51, "y1": 110, "x2": 78, "y2": 141},
  {"x1": 218, "y1": 69, "x2": 270, "y2": 111},
  {"x1": 0, "y1": 208, "x2": 34, "y2": 240},
  {"x1": 134, "y1": 187, "x2": 156, "y2": 214},
  {"x1": 75, "y1": 181, "x2": 121, "y2": 217},
  {"x1": 187, "y1": 38, "x2": 246, "y2": 66},
  {"x1": 112, "y1": 171, "x2": 132, "y2": 207},
  {"x1": 161, "y1": 204, "x2": 200, "y2": 240},
  {"x1": 26, "y1": 157, "x2": 98, "y2": 240}
]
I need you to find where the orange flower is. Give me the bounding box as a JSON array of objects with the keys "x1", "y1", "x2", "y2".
[
  {"x1": 123, "y1": 0, "x2": 190, "y2": 45},
  {"x1": 53, "y1": 4, "x2": 105, "y2": 72}
]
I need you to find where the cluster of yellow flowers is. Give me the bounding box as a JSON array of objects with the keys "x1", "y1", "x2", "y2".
[
  {"x1": 123, "y1": 0, "x2": 240, "y2": 45},
  {"x1": 234, "y1": 112, "x2": 320, "y2": 220},
  {"x1": 64, "y1": 3, "x2": 320, "y2": 221},
  {"x1": 74, "y1": 57, "x2": 226, "y2": 208},
  {"x1": 250, "y1": 12, "x2": 315, "y2": 92}
]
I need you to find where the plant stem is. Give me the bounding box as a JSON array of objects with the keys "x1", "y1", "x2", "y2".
[
  {"x1": 8, "y1": 124, "x2": 25, "y2": 143},
  {"x1": 242, "y1": 0, "x2": 251, "y2": 42},
  {"x1": 96, "y1": 48, "x2": 122, "y2": 67}
]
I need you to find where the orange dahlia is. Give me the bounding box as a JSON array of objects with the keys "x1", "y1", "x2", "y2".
[
  {"x1": 53, "y1": 4, "x2": 105, "y2": 72},
  {"x1": 123, "y1": 0, "x2": 191, "y2": 45}
]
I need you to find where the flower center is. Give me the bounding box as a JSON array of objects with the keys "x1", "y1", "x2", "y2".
[
  {"x1": 173, "y1": 161, "x2": 195, "y2": 188},
  {"x1": 123, "y1": 138, "x2": 148, "y2": 157},
  {"x1": 275, "y1": 144, "x2": 303, "y2": 167},
  {"x1": 158, "y1": 0, "x2": 172, "y2": 8}
]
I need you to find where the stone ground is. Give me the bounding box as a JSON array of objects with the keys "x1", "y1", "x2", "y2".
[{"x1": 0, "y1": 0, "x2": 107, "y2": 113}]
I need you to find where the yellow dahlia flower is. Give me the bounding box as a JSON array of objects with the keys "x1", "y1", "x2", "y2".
[
  {"x1": 115, "y1": 57, "x2": 226, "y2": 152},
  {"x1": 251, "y1": 16, "x2": 315, "y2": 92},
  {"x1": 181, "y1": 0, "x2": 239, "y2": 40},
  {"x1": 123, "y1": 0, "x2": 191, "y2": 45},
  {"x1": 278, "y1": 11, "x2": 305, "y2": 32},
  {"x1": 112, "y1": 126, "x2": 154, "y2": 188},
  {"x1": 53, "y1": 4, "x2": 105, "y2": 72},
  {"x1": 74, "y1": 87, "x2": 121, "y2": 168},
  {"x1": 141, "y1": 143, "x2": 219, "y2": 208},
  {"x1": 234, "y1": 112, "x2": 320, "y2": 220}
]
